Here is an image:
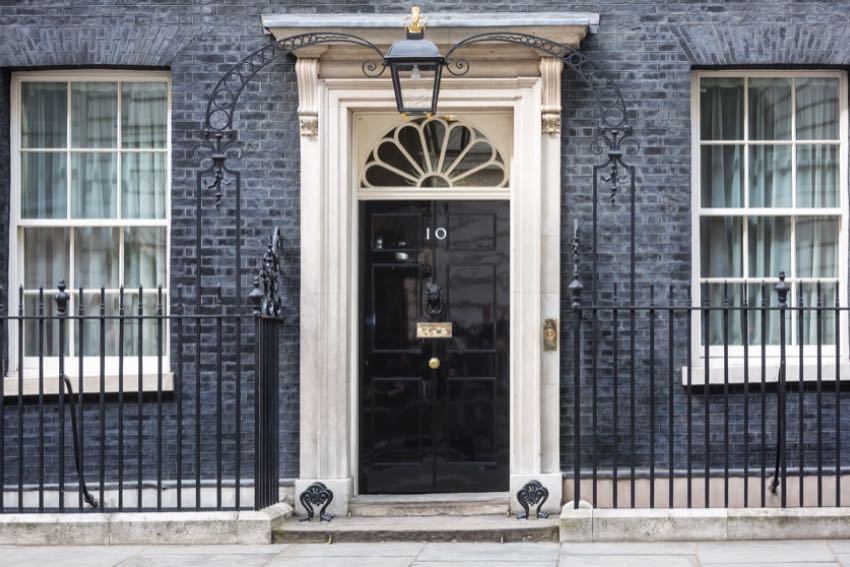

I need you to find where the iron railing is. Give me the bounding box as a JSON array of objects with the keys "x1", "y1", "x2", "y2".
[
  {"x1": 565, "y1": 272, "x2": 848, "y2": 509},
  {"x1": 0, "y1": 280, "x2": 282, "y2": 513}
]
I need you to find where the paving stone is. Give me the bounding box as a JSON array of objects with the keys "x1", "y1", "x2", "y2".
[
  {"x1": 265, "y1": 558, "x2": 414, "y2": 567},
  {"x1": 115, "y1": 553, "x2": 275, "y2": 567},
  {"x1": 557, "y1": 555, "x2": 696, "y2": 567},
  {"x1": 702, "y1": 564, "x2": 838, "y2": 567},
  {"x1": 561, "y1": 542, "x2": 696, "y2": 555},
  {"x1": 416, "y1": 542, "x2": 560, "y2": 562},
  {"x1": 279, "y1": 542, "x2": 424, "y2": 557},
  {"x1": 0, "y1": 545, "x2": 143, "y2": 567},
  {"x1": 146, "y1": 544, "x2": 288, "y2": 555},
  {"x1": 415, "y1": 563, "x2": 554, "y2": 567},
  {"x1": 831, "y1": 542, "x2": 850, "y2": 554},
  {"x1": 696, "y1": 541, "x2": 836, "y2": 564}
]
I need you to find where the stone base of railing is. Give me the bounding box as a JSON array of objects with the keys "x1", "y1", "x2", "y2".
[
  {"x1": 560, "y1": 506, "x2": 850, "y2": 541},
  {"x1": 0, "y1": 502, "x2": 293, "y2": 545}
]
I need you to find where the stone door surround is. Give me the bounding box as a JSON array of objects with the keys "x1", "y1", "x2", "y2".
[{"x1": 261, "y1": 11, "x2": 600, "y2": 516}]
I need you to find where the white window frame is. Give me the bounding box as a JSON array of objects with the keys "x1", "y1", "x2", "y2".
[
  {"x1": 690, "y1": 70, "x2": 849, "y2": 379},
  {"x1": 6, "y1": 70, "x2": 172, "y2": 390}
]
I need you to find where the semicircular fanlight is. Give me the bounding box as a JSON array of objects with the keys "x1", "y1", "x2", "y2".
[{"x1": 362, "y1": 117, "x2": 508, "y2": 189}]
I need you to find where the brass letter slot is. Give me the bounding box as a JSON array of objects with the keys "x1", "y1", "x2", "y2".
[
  {"x1": 543, "y1": 318, "x2": 558, "y2": 351},
  {"x1": 417, "y1": 321, "x2": 452, "y2": 339}
]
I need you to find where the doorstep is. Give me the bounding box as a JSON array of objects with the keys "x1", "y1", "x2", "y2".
[
  {"x1": 349, "y1": 492, "x2": 510, "y2": 517},
  {"x1": 274, "y1": 514, "x2": 559, "y2": 543},
  {"x1": 0, "y1": 503, "x2": 292, "y2": 545}
]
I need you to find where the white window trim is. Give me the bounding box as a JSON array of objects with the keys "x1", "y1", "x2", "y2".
[
  {"x1": 689, "y1": 69, "x2": 850, "y2": 383},
  {"x1": 6, "y1": 70, "x2": 172, "y2": 392}
]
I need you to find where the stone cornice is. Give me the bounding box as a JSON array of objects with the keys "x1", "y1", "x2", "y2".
[{"x1": 261, "y1": 11, "x2": 598, "y2": 70}]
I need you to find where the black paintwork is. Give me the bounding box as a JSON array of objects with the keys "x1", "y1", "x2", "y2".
[{"x1": 359, "y1": 200, "x2": 510, "y2": 494}]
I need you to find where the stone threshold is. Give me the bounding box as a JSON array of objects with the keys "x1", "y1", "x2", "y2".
[
  {"x1": 560, "y1": 506, "x2": 850, "y2": 541},
  {"x1": 0, "y1": 503, "x2": 292, "y2": 545}
]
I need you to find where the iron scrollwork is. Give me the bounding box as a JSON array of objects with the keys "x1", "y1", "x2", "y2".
[
  {"x1": 249, "y1": 227, "x2": 284, "y2": 318},
  {"x1": 298, "y1": 482, "x2": 334, "y2": 522},
  {"x1": 516, "y1": 479, "x2": 550, "y2": 520},
  {"x1": 443, "y1": 31, "x2": 639, "y2": 197}
]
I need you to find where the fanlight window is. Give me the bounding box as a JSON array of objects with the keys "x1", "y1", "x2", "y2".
[{"x1": 362, "y1": 118, "x2": 508, "y2": 188}]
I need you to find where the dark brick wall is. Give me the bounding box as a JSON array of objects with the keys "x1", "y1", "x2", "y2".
[{"x1": 0, "y1": 1, "x2": 848, "y2": 493}]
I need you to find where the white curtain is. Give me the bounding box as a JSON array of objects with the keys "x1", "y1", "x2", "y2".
[
  {"x1": 20, "y1": 80, "x2": 168, "y2": 357},
  {"x1": 701, "y1": 77, "x2": 839, "y2": 346}
]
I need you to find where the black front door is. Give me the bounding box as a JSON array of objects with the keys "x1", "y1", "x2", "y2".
[{"x1": 359, "y1": 200, "x2": 509, "y2": 494}]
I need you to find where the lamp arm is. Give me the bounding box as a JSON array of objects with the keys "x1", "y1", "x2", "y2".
[
  {"x1": 443, "y1": 31, "x2": 630, "y2": 131},
  {"x1": 204, "y1": 32, "x2": 385, "y2": 132}
]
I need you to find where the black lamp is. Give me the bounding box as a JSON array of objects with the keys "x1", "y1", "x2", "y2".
[{"x1": 384, "y1": 7, "x2": 445, "y2": 116}]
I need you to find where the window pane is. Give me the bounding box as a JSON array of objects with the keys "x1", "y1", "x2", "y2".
[
  {"x1": 21, "y1": 82, "x2": 67, "y2": 148},
  {"x1": 79, "y1": 292, "x2": 120, "y2": 356},
  {"x1": 123, "y1": 292, "x2": 162, "y2": 356},
  {"x1": 21, "y1": 152, "x2": 67, "y2": 219},
  {"x1": 700, "y1": 78, "x2": 743, "y2": 140},
  {"x1": 749, "y1": 145, "x2": 791, "y2": 207},
  {"x1": 74, "y1": 227, "x2": 119, "y2": 289},
  {"x1": 23, "y1": 292, "x2": 65, "y2": 357},
  {"x1": 701, "y1": 145, "x2": 743, "y2": 207},
  {"x1": 124, "y1": 227, "x2": 166, "y2": 288},
  {"x1": 23, "y1": 228, "x2": 69, "y2": 288},
  {"x1": 71, "y1": 152, "x2": 117, "y2": 218},
  {"x1": 121, "y1": 82, "x2": 167, "y2": 149},
  {"x1": 797, "y1": 144, "x2": 839, "y2": 208},
  {"x1": 748, "y1": 78, "x2": 792, "y2": 140},
  {"x1": 701, "y1": 283, "x2": 743, "y2": 346},
  {"x1": 796, "y1": 217, "x2": 838, "y2": 278},
  {"x1": 700, "y1": 217, "x2": 743, "y2": 277},
  {"x1": 748, "y1": 217, "x2": 791, "y2": 278},
  {"x1": 796, "y1": 78, "x2": 839, "y2": 140},
  {"x1": 746, "y1": 284, "x2": 782, "y2": 346},
  {"x1": 799, "y1": 282, "x2": 837, "y2": 345},
  {"x1": 71, "y1": 82, "x2": 117, "y2": 148},
  {"x1": 121, "y1": 152, "x2": 166, "y2": 218}
]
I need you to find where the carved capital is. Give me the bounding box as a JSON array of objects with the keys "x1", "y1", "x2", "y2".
[
  {"x1": 299, "y1": 115, "x2": 318, "y2": 136},
  {"x1": 540, "y1": 57, "x2": 563, "y2": 135},
  {"x1": 295, "y1": 58, "x2": 320, "y2": 137}
]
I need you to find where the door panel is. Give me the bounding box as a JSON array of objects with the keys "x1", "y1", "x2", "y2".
[{"x1": 360, "y1": 200, "x2": 509, "y2": 494}]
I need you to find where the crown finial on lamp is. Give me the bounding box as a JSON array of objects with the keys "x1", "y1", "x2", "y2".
[{"x1": 404, "y1": 6, "x2": 426, "y2": 35}]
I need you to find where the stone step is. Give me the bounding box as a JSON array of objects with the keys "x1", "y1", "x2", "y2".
[
  {"x1": 273, "y1": 514, "x2": 558, "y2": 544},
  {"x1": 349, "y1": 492, "x2": 511, "y2": 517}
]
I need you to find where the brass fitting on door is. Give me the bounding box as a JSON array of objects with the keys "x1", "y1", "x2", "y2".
[
  {"x1": 428, "y1": 357, "x2": 441, "y2": 370},
  {"x1": 543, "y1": 319, "x2": 558, "y2": 351}
]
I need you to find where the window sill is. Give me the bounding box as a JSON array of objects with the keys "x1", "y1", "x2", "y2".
[
  {"x1": 2, "y1": 372, "x2": 175, "y2": 397},
  {"x1": 682, "y1": 360, "x2": 850, "y2": 386}
]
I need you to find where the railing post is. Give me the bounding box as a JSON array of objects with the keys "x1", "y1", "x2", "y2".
[
  {"x1": 773, "y1": 272, "x2": 790, "y2": 506},
  {"x1": 250, "y1": 230, "x2": 284, "y2": 511},
  {"x1": 55, "y1": 280, "x2": 69, "y2": 512},
  {"x1": 568, "y1": 225, "x2": 584, "y2": 509}
]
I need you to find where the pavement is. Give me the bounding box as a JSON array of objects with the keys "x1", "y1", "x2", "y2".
[{"x1": 2, "y1": 541, "x2": 850, "y2": 566}]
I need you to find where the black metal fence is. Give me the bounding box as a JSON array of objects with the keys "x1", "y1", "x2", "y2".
[
  {"x1": 565, "y1": 272, "x2": 849, "y2": 509},
  {"x1": 0, "y1": 280, "x2": 282, "y2": 513}
]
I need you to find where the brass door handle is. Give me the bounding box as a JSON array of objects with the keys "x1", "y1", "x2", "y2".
[{"x1": 428, "y1": 357, "x2": 441, "y2": 370}]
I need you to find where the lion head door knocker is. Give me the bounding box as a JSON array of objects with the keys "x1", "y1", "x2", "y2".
[{"x1": 424, "y1": 280, "x2": 445, "y2": 318}]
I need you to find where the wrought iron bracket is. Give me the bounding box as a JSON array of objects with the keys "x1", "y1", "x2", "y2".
[
  {"x1": 298, "y1": 482, "x2": 334, "y2": 522},
  {"x1": 516, "y1": 480, "x2": 550, "y2": 520},
  {"x1": 195, "y1": 29, "x2": 639, "y2": 209}
]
